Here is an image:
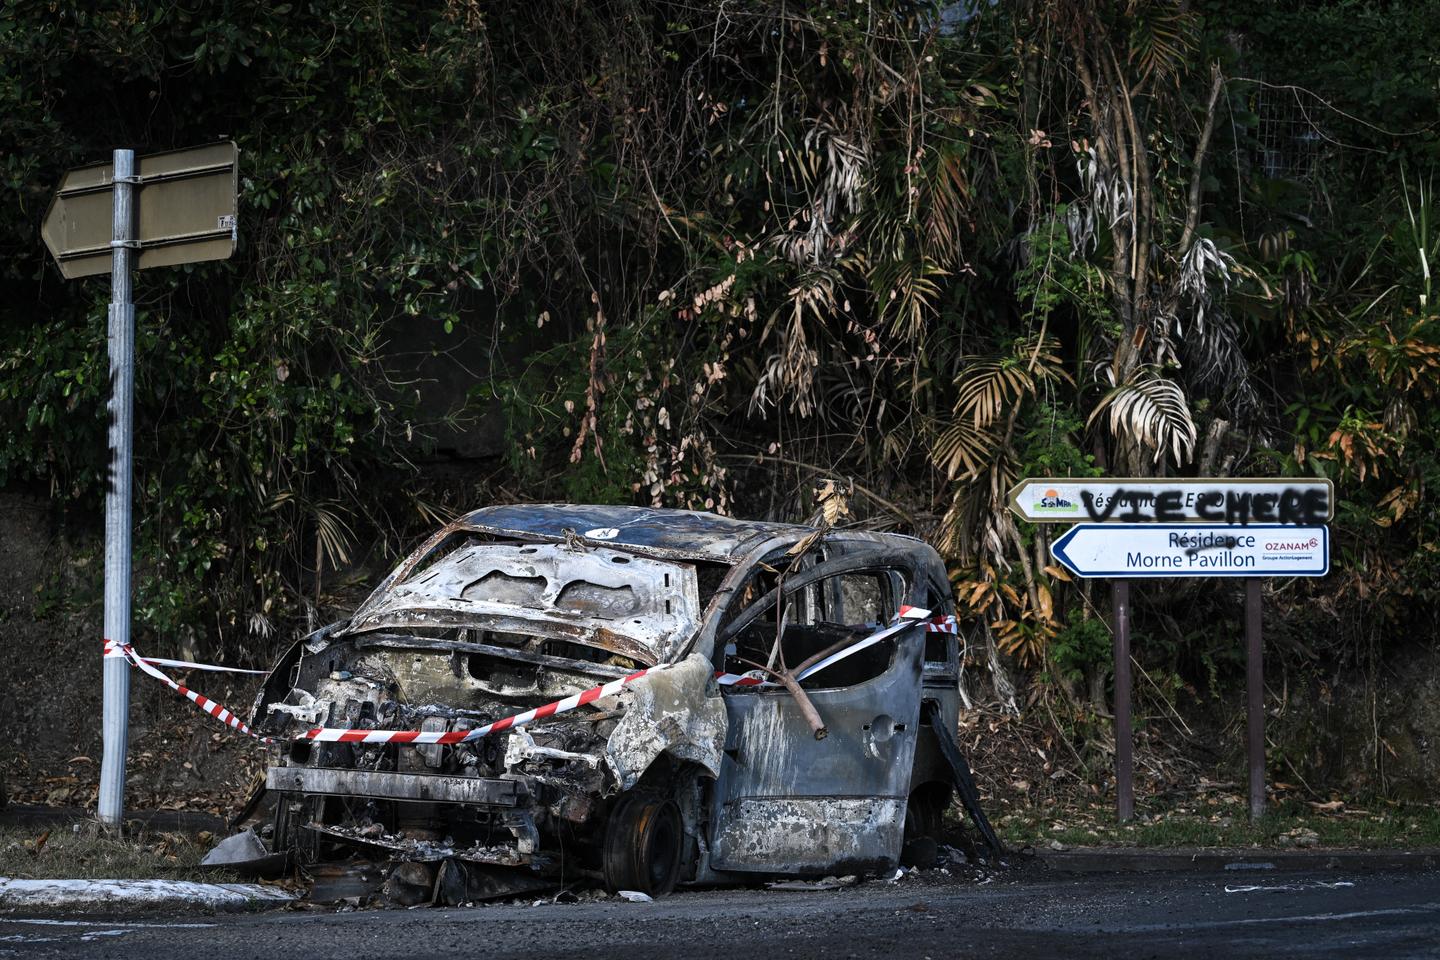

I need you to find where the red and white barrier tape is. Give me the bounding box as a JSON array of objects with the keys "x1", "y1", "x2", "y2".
[
  {"x1": 714, "y1": 671, "x2": 768, "y2": 687},
  {"x1": 891, "y1": 608, "x2": 958, "y2": 634},
  {"x1": 298, "y1": 668, "x2": 654, "y2": 744},
  {"x1": 109, "y1": 607, "x2": 957, "y2": 748},
  {"x1": 298, "y1": 608, "x2": 937, "y2": 745},
  {"x1": 793, "y1": 609, "x2": 928, "y2": 680},
  {"x1": 712, "y1": 612, "x2": 956, "y2": 687},
  {"x1": 105, "y1": 640, "x2": 274, "y2": 744},
  {"x1": 101, "y1": 640, "x2": 267, "y2": 674}
]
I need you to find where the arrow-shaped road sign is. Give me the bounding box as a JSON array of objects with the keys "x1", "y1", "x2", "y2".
[
  {"x1": 1050, "y1": 524, "x2": 1329, "y2": 579},
  {"x1": 1010, "y1": 477, "x2": 1334, "y2": 525},
  {"x1": 41, "y1": 141, "x2": 238, "y2": 279}
]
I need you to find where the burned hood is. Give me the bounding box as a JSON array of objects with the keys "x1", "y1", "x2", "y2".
[{"x1": 342, "y1": 542, "x2": 701, "y2": 664}]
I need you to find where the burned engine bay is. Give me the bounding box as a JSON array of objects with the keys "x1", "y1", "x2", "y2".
[{"x1": 247, "y1": 536, "x2": 727, "y2": 890}]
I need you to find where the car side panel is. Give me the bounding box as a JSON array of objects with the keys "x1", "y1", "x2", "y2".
[{"x1": 708, "y1": 632, "x2": 924, "y2": 874}]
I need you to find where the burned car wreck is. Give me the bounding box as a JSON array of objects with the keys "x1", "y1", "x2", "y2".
[{"x1": 239, "y1": 505, "x2": 997, "y2": 898}]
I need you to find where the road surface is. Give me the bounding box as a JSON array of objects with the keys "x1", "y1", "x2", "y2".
[{"x1": 1, "y1": 866, "x2": 1436, "y2": 959}]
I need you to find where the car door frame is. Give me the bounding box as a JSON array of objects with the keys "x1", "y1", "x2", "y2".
[{"x1": 697, "y1": 544, "x2": 933, "y2": 876}]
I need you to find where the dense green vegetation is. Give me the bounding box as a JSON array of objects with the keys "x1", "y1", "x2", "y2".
[{"x1": 2, "y1": 2, "x2": 1437, "y2": 781}]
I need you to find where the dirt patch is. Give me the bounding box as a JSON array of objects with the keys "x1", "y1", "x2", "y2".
[
  {"x1": 0, "y1": 822, "x2": 233, "y2": 882},
  {"x1": 0, "y1": 493, "x2": 266, "y2": 818},
  {"x1": 3, "y1": 625, "x2": 268, "y2": 815}
]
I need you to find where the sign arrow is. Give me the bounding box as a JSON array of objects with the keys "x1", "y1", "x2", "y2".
[
  {"x1": 42, "y1": 141, "x2": 238, "y2": 279},
  {"x1": 1050, "y1": 524, "x2": 1329, "y2": 579}
]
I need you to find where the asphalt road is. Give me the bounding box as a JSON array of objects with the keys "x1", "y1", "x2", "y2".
[{"x1": 1, "y1": 867, "x2": 1437, "y2": 959}]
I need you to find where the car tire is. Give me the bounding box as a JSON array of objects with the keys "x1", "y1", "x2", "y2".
[
  {"x1": 901, "y1": 785, "x2": 948, "y2": 868},
  {"x1": 904, "y1": 785, "x2": 947, "y2": 839},
  {"x1": 602, "y1": 793, "x2": 684, "y2": 897}
]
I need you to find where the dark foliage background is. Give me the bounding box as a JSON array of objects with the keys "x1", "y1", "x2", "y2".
[{"x1": 3, "y1": 0, "x2": 1438, "y2": 791}]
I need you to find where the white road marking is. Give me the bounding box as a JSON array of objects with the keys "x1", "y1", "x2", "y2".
[
  {"x1": 1224, "y1": 881, "x2": 1357, "y2": 893},
  {"x1": 1227, "y1": 905, "x2": 1440, "y2": 926},
  {"x1": 1128, "y1": 903, "x2": 1440, "y2": 932},
  {"x1": 80, "y1": 930, "x2": 133, "y2": 941}
]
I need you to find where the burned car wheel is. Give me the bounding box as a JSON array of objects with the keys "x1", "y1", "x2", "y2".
[
  {"x1": 904, "y1": 785, "x2": 947, "y2": 840},
  {"x1": 602, "y1": 793, "x2": 684, "y2": 896},
  {"x1": 901, "y1": 784, "x2": 949, "y2": 868}
]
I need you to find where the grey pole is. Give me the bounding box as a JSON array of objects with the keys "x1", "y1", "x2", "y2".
[
  {"x1": 1112, "y1": 579, "x2": 1134, "y2": 823},
  {"x1": 97, "y1": 149, "x2": 136, "y2": 827},
  {"x1": 1245, "y1": 578, "x2": 1266, "y2": 821}
]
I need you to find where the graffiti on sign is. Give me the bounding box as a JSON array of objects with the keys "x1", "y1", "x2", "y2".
[{"x1": 1008, "y1": 478, "x2": 1334, "y2": 525}]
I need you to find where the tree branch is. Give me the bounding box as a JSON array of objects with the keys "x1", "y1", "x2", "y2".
[{"x1": 1178, "y1": 64, "x2": 1225, "y2": 255}]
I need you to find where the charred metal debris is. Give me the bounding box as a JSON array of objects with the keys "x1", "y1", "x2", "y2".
[{"x1": 213, "y1": 505, "x2": 1003, "y2": 901}]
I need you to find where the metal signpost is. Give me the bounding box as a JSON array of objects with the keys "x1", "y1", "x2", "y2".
[
  {"x1": 1012, "y1": 477, "x2": 1333, "y2": 824},
  {"x1": 42, "y1": 142, "x2": 238, "y2": 827},
  {"x1": 1111, "y1": 579, "x2": 1133, "y2": 823}
]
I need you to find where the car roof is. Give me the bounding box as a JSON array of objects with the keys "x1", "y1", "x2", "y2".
[{"x1": 456, "y1": 503, "x2": 812, "y2": 562}]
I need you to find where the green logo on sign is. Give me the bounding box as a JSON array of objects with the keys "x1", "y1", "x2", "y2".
[{"x1": 1031, "y1": 488, "x2": 1079, "y2": 514}]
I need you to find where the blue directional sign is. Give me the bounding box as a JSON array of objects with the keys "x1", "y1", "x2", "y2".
[{"x1": 1050, "y1": 524, "x2": 1330, "y2": 579}]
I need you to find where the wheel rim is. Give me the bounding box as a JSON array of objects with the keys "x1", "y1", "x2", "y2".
[
  {"x1": 604, "y1": 793, "x2": 685, "y2": 896},
  {"x1": 642, "y1": 803, "x2": 681, "y2": 891}
]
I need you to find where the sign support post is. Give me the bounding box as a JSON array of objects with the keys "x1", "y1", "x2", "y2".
[
  {"x1": 42, "y1": 141, "x2": 238, "y2": 828},
  {"x1": 98, "y1": 149, "x2": 136, "y2": 827},
  {"x1": 1020, "y1": 476, "x2": 1332, "y2": 827},
  {"x1": 1112, "y1": 579, "x2": 1134, "y2": 823},
  {"x1": 1245, "y1": 578, "x2": 1265, "y2": 821}
]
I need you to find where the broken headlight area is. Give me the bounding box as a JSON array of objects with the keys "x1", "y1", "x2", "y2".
[{"x1": 252, "y1": 631, "x2": 646, "y2": 887}]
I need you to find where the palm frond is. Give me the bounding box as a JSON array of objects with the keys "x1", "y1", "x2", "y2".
[
  {"x1": 933, "y1": 418, "x2": 998, "y2": 481},
  {"x1": 923, "y1": 148, "x2": 971, "y2": 268},
  {"x1": 1176, "y1": 237, "x2": 1238, "y2": 335},
  {"x1": 750, "y1": 270, "x2": 838, "y2": 417},
  {"x1": 872, "y1": 255, "x2": 947, "y2": 341},
  {"x1": 955, "y1": 360, "x2": 1037, "y2": 430},
  {"x1": 409, "y1": 492, "x2": 457, "y2": 529},
  {"x1": 1088, "y1": 368, "x2": 1197, "y2": 466},
  {"x1": 313, "y1": 500, "x2": 357, "y2": 569},
  {"x1": 1127, "y1": 1, "x2": 1197, "y2": 86},
  {"x1": 952, "y1": 335, "x2": 1072, "y2": 429}
]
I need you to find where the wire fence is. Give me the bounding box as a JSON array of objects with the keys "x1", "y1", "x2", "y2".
[{"x1": 1255, "y1": 83, "x2": 1325, "y2": 182}]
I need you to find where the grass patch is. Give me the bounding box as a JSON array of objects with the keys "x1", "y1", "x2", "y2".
[
  {"x1": 0, "y1": 822, "x2": 234, "y2": 881},
  {"x1": 992, "y1": 797, "x2": 1440, "y2": 850}
]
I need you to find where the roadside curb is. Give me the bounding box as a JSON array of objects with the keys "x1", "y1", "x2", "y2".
[
  {"x1": 1038, "y1": 847, "x2": 1440, "y2": 874},
  {"x1": 0, "y1": 878, "x2": 296, "y2": 914}
]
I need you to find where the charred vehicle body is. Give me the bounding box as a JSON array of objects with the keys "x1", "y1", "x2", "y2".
[{"x1": 246, "y1": 505, "x2": 992, "y2": 895}]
